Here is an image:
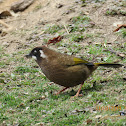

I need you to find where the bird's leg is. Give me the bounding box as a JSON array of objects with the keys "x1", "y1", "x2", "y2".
[
  {"x1": 71, "y1": 82, "x2": 84, "y2": 98},
  {"x1": 56, "y1": 87, "x2": 68, "y2": 95}
]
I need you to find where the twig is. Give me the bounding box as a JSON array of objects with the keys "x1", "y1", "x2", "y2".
[
  {"x1": 0, "y1": 20, "x2": 13, "y2": 36},
  {"x1": 64, "y1": 24, "x2": 69, "y2": 34},
  {"x1": 0, "y1": 20, "x2": 11, "y2": 28}
]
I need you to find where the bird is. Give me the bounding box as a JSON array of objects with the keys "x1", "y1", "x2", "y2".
[{"x1": 25, "y1": 46, "x2": 123, "y2": 97}]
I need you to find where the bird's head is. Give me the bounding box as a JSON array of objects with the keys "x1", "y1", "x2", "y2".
[{"x1": 25, "y1": 46, "x2": 47, "y2": 60}]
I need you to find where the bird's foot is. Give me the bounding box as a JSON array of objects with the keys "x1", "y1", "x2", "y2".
[
  {"x1": 71, "y1": 93, "x2": 83, "y2": 98},
  {"x1": 71, "y1": 83, "x2": 84, "y2": 98},
  {"x1": 55, "y1": 87, "x2": 68, "y2": 95},
  {"x1": 55, "y1": 91, "x2": 60, "y2": 95}
]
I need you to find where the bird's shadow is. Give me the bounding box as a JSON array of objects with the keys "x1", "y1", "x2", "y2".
[{"x1": 50, "y1": 81, "x2": 103, "y2": 100}]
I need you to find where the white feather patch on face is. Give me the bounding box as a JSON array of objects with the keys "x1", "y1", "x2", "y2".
[
  {"x1": 39, "y1": 50, "x2": 47, "y2": 58},
  {"x1": 32, "y1": 56, "x2": 37, "y2": 60}
]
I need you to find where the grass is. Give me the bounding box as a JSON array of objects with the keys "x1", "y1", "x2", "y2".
[
  {"x1": 68, "y1": 15, "x2": 92, "y2": 33},
  {"x1": 106, "y1": 9, "x2": 126, "y2": 16},
  {"x1": 0, "y1": 14, "x2": 126, "y2": 126},
  {"x1": 33, "y1": 4, "x2": 42, "y2": 12},
  {"x1": 119, "y1": 28, "x2": 126, "y2": 38},
  {"x1": 0, "y1": 43, "x2": 125, "y2": 126},
  {"x1": 44, "y1": 24, "x2": 64, "y2": 34},
  {"x1": 121, "y1": 0, "x2": 126, "y2": 7},
  {"x1": 69, "y1": 34, "x2": 84, "y2": 42}
]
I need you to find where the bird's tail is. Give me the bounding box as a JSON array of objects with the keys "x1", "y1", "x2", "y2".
[{"x1": 94, "y1": 63, "x2": 123, "y2": 68}]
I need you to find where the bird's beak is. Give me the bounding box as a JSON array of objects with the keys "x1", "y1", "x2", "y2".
[{"x1": 25, "y1": 54, "x2": 32, "y2": 58}]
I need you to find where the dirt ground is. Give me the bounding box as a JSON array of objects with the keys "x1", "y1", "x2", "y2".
[
  {"x1": 0, "y1": 0, "x2": 125, "y2": 49},
  {"x1": 0, "y1": 0, "x2": 125, "y2": 58}
]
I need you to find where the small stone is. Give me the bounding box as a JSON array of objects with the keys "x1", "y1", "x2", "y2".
[
  {"x1": 95, "y1": 115, "x2": 102, "y2": 119},
  {"x1": 45, "y1": 92, "x2": 49, "y2": 97},
  {"x1": 56, "y1": 4, "x2": 63, "y2": 8},
  {"x1": 26, "y1": 107, "x2": 29, "y2": 110},
  {"x1": 39, "y1": 96, "x2": 46, "y2": 100}
]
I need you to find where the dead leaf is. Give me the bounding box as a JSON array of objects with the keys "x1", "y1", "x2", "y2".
[
  {"x1": 47, "y1": 36, "x2": 63, "y2": 45},
  {"x1": 86, "y1": 119, "x2": 92, "y2": 124}
]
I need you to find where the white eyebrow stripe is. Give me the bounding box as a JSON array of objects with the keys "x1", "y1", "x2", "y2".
[
  {"x1": 32, "y1": 56, "x2": 37, "y2": 60},
  {"x1": 39, "y1": 50, "x2": 47, "y2": 58}
]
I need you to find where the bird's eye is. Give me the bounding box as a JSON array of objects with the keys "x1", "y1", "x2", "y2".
[
  {"x1": 34, "y1": 50, "x2": 37, "y2": 53},
  {"x1": 33, "y1": 50, "x2": 37, "y2": 55}
]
